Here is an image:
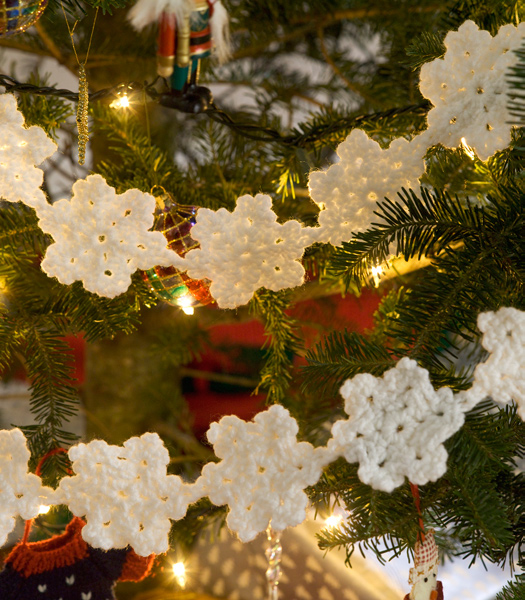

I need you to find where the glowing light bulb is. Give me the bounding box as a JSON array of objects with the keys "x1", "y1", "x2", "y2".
[
  {"x1": 38, "y1": 505, "x2": 51, "y2": 515},
  {"x1": 172, "y1": 562, "x2": 186, "y2": 588},
  {"x1": 110, "y1": 94, "x2": 131, "y2": 109},
  {"x1": 177, "y1": 294, "x2": 195, "y2": 315},
  {"x1": 324, "y1": 514, "x2": 344, "y2": 529},
  {"x1": 460, "y1": 137, "x2": 476, "y2": 160},
  {"x1": 371, "y1": 264, "x2": 383, "y2": 287}
]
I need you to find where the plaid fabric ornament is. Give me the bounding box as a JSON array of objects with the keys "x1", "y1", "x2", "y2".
[{"x1": 405, "y1": 529, "x2": 444, "y2": 600}]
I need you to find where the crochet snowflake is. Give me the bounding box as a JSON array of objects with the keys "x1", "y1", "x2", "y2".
[
  {"x1": 180, "y1": 194, "x2": 312, "y2": 309},
  {"x1": 460, "y1": 307, "x2": 525, "y2": 419},
  {"x1": 198, "y1": 405, "x2": 329, "y2": 542},
  {"x1": 308, "y1": 129, "x2": 426, "y2": 246},
  {"x1": 0, "y1": 93, "x2": 57, "y2": 210},
  {"x1": 0, "y1": 428, "x2": 54, "y2": 547},
  {"x1": 58, "y1": 432, "x2": 192, "y2": 556},
  {"x1": 38, "y1": 175, "x2": 176, "y2": 297},
  {"x1": 328, "y1": 358, "x2": 467, "y2": 492},
  {"x1": 419, "y1": 20, "x2": 525, "y2": 161}
]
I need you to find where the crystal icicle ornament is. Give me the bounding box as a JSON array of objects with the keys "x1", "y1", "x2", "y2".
[
  {"x1": 265, "y1": 526, "x2": 282, "y2": 600},
  {"x1": 141, "y1": 192, "x2": 214, "y2": 309}
]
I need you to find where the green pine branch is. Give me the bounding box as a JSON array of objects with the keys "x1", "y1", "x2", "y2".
[{"x1": 251, "y1": 288, "x2": 302, "y2": 405}]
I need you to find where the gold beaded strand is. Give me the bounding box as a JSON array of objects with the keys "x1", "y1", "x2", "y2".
[
  {"x1": 76, "y1": 63, "x2": 89, "y2": 165},
  {"x1": 61, "y1": 5, "x2": 98, "y2": 165}
]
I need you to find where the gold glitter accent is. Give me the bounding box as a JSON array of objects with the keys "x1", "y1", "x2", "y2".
[
  {"x1": 61, "y1": 3, "x2": 98, "y2": 166},
  {"x1": 76, "y1": 63, "x2": 89, "y2": 165}
]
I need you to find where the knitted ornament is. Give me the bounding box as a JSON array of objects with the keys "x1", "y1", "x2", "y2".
[
  {"x1": 37, "y1": 175, "x2": 176, "y2": 298},
  {"x1": 328, "y1": 357, "x2": 469, "y2": 492},
  {"x1": 141, "y1": 193, "x2": 214, "y2": 309},
  {"x1": 404, "y1": 530, "x2": 444, "y2": 600},
  {"x1": 196, "y1": 405, "x2": 330, "y2": 542},
  {"x1": 458, "y1": 306, "x2": 525, "y2": 419},
  {"x1": 57, "y1": 432, "x2": 194, "y2": 556},
  {"x1": 0, "y1": 429, "x2": 54, "y2": 548},
  {"x1": 178, "y1": 194, "x2": 313, "y2": 309},
  {"x1": 420, "y1": 20, "x2": 525, "y2": 161},
  {"x1": 0, "y1": 0, "x2": 48, "y2": 37},
  {"x1": 0, "y1": 93, "x2": 57, "y2": 210},
  {"x1": 0, "y1": 517, "x2": 154, "y2": 600},
  {"x1": 308, "y1": 129, "x2": 426, "y2": 246}
]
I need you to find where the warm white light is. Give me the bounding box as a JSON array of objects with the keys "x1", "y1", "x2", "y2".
[
  {"x1": 325, "y1": 514, "x2": 344, "y2": 529},
  {"x1": 38, "y1": 505, "x2": 51, "y2": 515},
  {"x1": 460, "y1": 137, "x2": 476, "y2": 160},
  {"x1": 177, "y1": 295, "x2": 195, "y2": 315},
  {"x1": 110, "y1": 94, "x2": 131, "y2": 109},
  {"x1": 172, "y1": 562, "x2": 186, "y2": 588},
  {"x1": 371, "y1": 264, "x2": 383, "y2": 287}
]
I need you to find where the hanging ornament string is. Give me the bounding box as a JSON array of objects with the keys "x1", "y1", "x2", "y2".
[
  {"x1": 21, "y1": 447, "x2": 69, "y2": 544},
  {"x1": 265, "y1": 526, "x2": 282, "y2": 600},
  {"x1": 409, "y1": 482, "x2": 426, "y2": 543},
  {"x1": 60, "y1": 4, "x2": 99, "y2": 165}
]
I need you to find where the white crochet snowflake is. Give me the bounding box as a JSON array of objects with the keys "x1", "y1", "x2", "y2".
[
  {"x1": 58, "y1": 432, "x2": 193, "y2": 556},
  {"x1": 0, "y1": 428, "x2": 54, "y2": 548},
  {"x1": 197, "y1": 405, "x2": 330, "y2": 542},
  {"x1": 420, "y1": 20, "x2": 525, "y2": 161},
  {"x1": 180, "y1": 194, "x2": 312, "y2": 309},
  {"x1": 38, "y1": 175, "x2": 176, "y2": 297},
  {"x1": 308, "y1": 129, "x2": 426, "y2": 246},
  {"x1": 0, "y1": 93, "x2": 57, "y2": 210},
  {"x1": 328, "y1": 358, "x2": 467, "y2": 492},
  {"x1": 459, "y1": 307, "x2": 525, "y2": 419}
]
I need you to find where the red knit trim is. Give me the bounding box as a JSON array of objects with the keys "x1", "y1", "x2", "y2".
[
  {"x1": 6, "y1": 517, "x2": 89, "y2": 577},
  {"x1": 119, "y1": 550, "x2": 155, "y2": 582}
]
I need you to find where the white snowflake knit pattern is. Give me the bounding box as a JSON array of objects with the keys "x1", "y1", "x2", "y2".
[
  {"x1": 328, "y1": 357, "x2": 467, "y2": 492},
  {"x1": 57, "y1": 432, "x2": 192, "y2": 556},
  {"x1": 0, "y1": 93, "x2": 57, "y2": 210},
  {"x1": 308, "y1": 129, "x2": 426, "y2": 246},
  {"x1": 420, "y1": 20, "x2": 525, "y2": 161},
  {"x1": 38, "y1": 175, "x2": 176, "y2": 297},
  {"x1": 459, "y1": 307, "x2": 525, "y2": 419},
  {"x1": 0, "y1": 428, "x2": 54, "y2": 547},
  {"x1": 197, "y1": 405, "x2": 330, "y2": 542},
  {"x1": 179, "y1": 194, "x2": 312, "y2": 309}
]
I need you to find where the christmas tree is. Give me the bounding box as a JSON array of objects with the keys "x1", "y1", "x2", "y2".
[{"x1": 0, "y1": 0, "x2": 524, "y2": 599}]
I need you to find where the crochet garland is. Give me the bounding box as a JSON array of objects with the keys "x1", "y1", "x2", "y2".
[
  {"x1": 0, "y1": 20, "x2": 523, "y2": 308},
  {"x1": 0, "y1": 307, "x2": 523, "y2": 556}
]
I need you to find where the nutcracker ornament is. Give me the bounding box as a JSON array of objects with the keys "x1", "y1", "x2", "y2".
[
  {"x1": 128, "y1": 0, "x2": 230, "y2": 113},
  {"x1": 404, "y1": 529, "x2": 444, "y2": 600}
]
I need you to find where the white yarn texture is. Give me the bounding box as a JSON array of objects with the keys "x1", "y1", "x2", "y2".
[
  {"x1": 460, "y1": 307, "x2": 525, "y2": 419},
  {"x1": 38, "y1": 175, "x2": 175, "y2": 298},
  {"x1": 58, "y1": 432, "x2": 192, "y2": 556},
  {"x1": 179, "y1": 194, "x2": 312, "y2": 309},
  {"x1": 197, "y1": 405, "x2": 330, "y2": 542},
  {"x1": 0, "y1": 429, "x2": 54, "y2": 547},
  {"x1": 0, "y1": 93, "x2": 57, "y2": 210},
  {"x1": 308, "y1": 130, "x2": 426, "y2": 246},
  {"x1": 420, "y1": 20, "x2": 525, "y2": 161},
  {"x1": 328, "y1": 357, "x2": 468, "y2": 492}
]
